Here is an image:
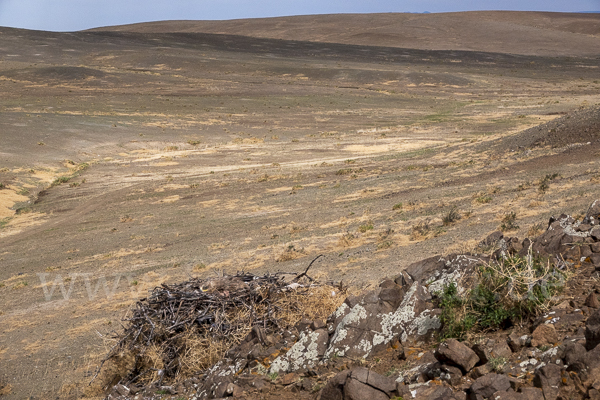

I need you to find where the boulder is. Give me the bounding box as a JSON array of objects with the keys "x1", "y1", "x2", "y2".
[
  {"x1": 436, "y1": 339, "x2": 480, "y2": 373},
  {"x1": 584, "y1": 199, "x2": 600, "y2": 226},
  {"x1": 533, "y1": 364, "x2": 562, "y2": 400},
  {"x1": 586, "y1": 308, "x2": 600, "y2": 351},
  {"x1": 531, "y1": 324, "x2": 558, "y2": 348},
  {"x1": 472, "y1": 339, "x2": 512, "y2": 364},
  {"x1": 586, "y1": 293, "x2": 600, "y2": 308},
  {"x1": 469, "y1": 373, "x2": 511, "y2": 399},
  {"x1": 269, "y1": 328, "x2": 329, "y2": 374}
]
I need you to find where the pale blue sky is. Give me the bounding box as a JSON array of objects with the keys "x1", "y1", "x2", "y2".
[{"x1": 0, "y1": 0, "x2": 598, "y2": 32}]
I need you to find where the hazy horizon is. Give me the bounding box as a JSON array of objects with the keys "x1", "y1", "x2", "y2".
[{"x1": 0, "y1": 0, "x2": 598, "y2": 32}]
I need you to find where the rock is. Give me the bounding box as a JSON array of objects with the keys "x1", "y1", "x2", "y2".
[
  {"x1": 531, "y1": 324, "x2": 558, "y2": 348},
  {"x1": 343, "y1": 376, "x2": 389, "y2": 400},
  {"x1": 280, "y1": 372, "x2": 300, "y2": 386},
  {"x1": 518, "y1": 387, "x2": 544, "y2": 400},
  {"x1": 469, "y1": 364, "x2": 492, "y2": 380},
  {"x1": 586, "y1": 308, "x2": 600, "y2": 350},
  {"x1": 269, "y1": 328, "x2": 329, "y2": 374},
  {"x1": 472, "y1": 339, "x2": 512, "y2": 364},
  {"x1": 490, "y1": 391, "x2": 521, "y2": 400},
  {"x1": 533, "y1": 364, "x2": 562, "y2": 400},
  {"x1": 440, "y1": 364, "x2": 463, "y2": 386},
  {"x1": 349, "y1": 368, "x2": 397, "y2": 395},
  {"x1": 469, "y1": 373, "x2": 511, "y2": 399},
  {"x1": 436, "y1": 339, "x2": 480, "y2": 373},
  {"x1": 592, "y1": 242, "x2": 600, "y2": 253},
  {"x1": 481, "y1": 231, "x2": 504, "y2": 247},
  {"x1": 317, "y1": 370, "x2": 351, "y2": 400},
  {"x1": 586, "y1": 293, "x2": 600, "y2": 308},
  {"x1": 591, "y1": 227, "x2": 600, "y2": 241},
  {"x1": 378, "y1": 283, "x2": 405, "y2": 308},
  {"x1": 584, "y1": 199, "x2": 600, "y2": 226},
  {"x1": 311, "y1": 320, "x2": 326, "y2": 330},
  {"x1": 507, "y1": 332, "x2": 529, "y2": 352},
  {"x1": 413, "y1": 385, "x2": 455, "y2": 400},
  {"x1": 562, "y1": 342, "x2": 587, "y2": 374}
]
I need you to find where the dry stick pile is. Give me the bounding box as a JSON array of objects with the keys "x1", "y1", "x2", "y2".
[{"x1": 93, "y1": 256, "x2": 343, "y2": 388}]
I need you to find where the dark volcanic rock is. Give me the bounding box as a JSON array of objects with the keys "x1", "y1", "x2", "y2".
[
  {"x1": 436, "y1": 338, "x2": 480, "y2": 373},
  {"x1": 586, "y1": 308, "x2": 600, "y2": 350}
]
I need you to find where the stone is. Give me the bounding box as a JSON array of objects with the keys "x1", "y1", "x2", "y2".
[
  {"x1": 586, "y1": 293, "x2": 600, "y2": 308},
  {"x1": 378, "y1": 283, "x2": 405, "y2": 308},
  {"x1": 413, "y1": 385, "x2": 454, "y2": 400},
  {"x1": 563, "y1": 342, "x2": 587, "y2": 373},
  {"x1": 531, "y1": 324, "x2": 558, "y2": 348},
  {"x1": 481, "y1": 231, "x2": 504, "y2": 247},
  {"x1": 349, "y1": 367, "x2": 397, "y2": 395},
  {"x1": 490, "y1": 391, "x2": 521, "y2": 400},
  {"x1": 518, "y1": 387, "x2": 544, "y2": 400},
  {"x1": 592, "y1": 227, "x2": 600, "y2": 241},
  {"x1": 533, "y1": 364, "x2": 562, "y2": 400},
  {"x1": 269, "y1": 328, "x2": 329, "y2": 374},
  {"x1": 592, "y1": 242, "x2": 600, "y2": 253},
  {"x1": 436, "y1": 339, "x2": 480, "y2": 373},
  {"x1": 343, "y1": 377, "x2": 389, "y2": 400},
  {"x1": 469, "y1": 373, "x2": 511, "y2": 399},
  {"x1": 583, "y1": 200, "x2": 600, "y2": 226},
  {"x1": 586, "y1": 308, "x2": 600, "y2": 350},
  {"x1": 440, "y1": 364, "x2": 463, "y2": 386},
  {"x1": 317, "y1": 370, "x2": 350, "y2": 400},
  {"x1": 472, "y1": 339, "x2": 512, "y2": 364},
  {"x1": 469, "y1": 364, "x2": 492, "y2": 380},
  {"x1": 591, "y1": 253, "x2": 600, "y2": 268},
  {"x1": 507, "y1": 332, "x2": 529, "y2": 352},
  {"x1": 311, "y1": 320, "x2": 326, "y2": 330},
  {"x1": 281, "y1": 372, "x2": 300, "y2": 386}
]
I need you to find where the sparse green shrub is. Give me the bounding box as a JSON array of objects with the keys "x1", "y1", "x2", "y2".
[
  {"x1": 489, "y1": 356, "x2": 507, "y2": 372},
  {"x1": 358, "y1": 222, "x2": 374, "y2": 233},
  {"x1": 442, "y1": 207, "x2": 461, "y2": 226},
  {"x1": 187, "y1": 140, "x2": 201, "y2": 146},
  {"x1": 538, "y1": 173, "x2": 560, "y2": 193},
  {"x1": 436, "y1": 253, "x2": 567, "y2": 340},
  {"x1": 0, "y1": 183, "x2": 5, "y2": 189},
  {"x1": 392, "y1": 203, "x2": 403, "y2": 211},
  {"x1": 476, "y1": 195, "x2": 492, "y2": 204},
  {"x1": 51, "y1": 176, "x2": 70, "y2": 186},
  {"x1": 500, "y1": 211, "x2": 519, "y2": 231}
]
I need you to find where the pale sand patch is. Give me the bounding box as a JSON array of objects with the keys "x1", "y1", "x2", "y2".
[
  {"x1": 0, "y1": 187, "x2": 28, "y2": 219},
  {"x1": 153, "y1": 195, "x2": 180, "y2": 204},
  {"x1": 343, "y1": 140, "x2": 440, "y2": 154},
  {"x1": 154, "y1": 184, "x2": 188, "y2": 192},
  {"x1": 0, "y1": 212, "x2": 48, "y2": 238},
  {"x1": 153, "y1": 161, "x2": 179, "y2": 166}
]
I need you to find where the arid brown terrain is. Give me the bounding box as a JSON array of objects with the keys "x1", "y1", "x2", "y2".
[{"x1": 0, "y1": 11, "x2": 599, "y2": 399}]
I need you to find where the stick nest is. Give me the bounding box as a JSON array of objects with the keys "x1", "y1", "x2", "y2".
[{"x1": 94, "y1": 265, "x2": 345, "y2": 389}]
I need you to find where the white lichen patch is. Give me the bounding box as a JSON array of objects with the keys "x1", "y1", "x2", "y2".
[{"x1": 269, "y1": 330, "x2": 324, "y2": 374}]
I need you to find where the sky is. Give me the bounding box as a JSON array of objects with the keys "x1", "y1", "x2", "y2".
[{"x1": 0, "y1": 0, "x2": 599, "y2": 32}]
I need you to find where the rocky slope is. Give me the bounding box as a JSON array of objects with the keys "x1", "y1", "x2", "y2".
[{"x1": 103, "y1": 200, "x2": 600, "y2": 400}]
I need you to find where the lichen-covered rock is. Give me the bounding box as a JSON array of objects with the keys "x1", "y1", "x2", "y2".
[
  {"x1": 269, "y1": 328, "x2": 329, "y2": 374},
  {"x1": 583, "y1": 199, "x2": 600, "y2": 226}
]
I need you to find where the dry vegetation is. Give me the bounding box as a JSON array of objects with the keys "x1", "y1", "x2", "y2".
[{"x1": 90, "y1": 268, "x2": 346, "y2": 391}]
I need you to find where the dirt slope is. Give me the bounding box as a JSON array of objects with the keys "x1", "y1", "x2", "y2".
[
  {"x1": 88, "y1": 11, "x2": 600, "y2": 57},
  {"x1": 0, "y1": 12, "x2": 600, "y2": 399}
]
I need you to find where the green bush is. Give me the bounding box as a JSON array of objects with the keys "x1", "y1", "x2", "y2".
[{"x1": 437, "y1": 253, "x2": 567, "y2": 340}]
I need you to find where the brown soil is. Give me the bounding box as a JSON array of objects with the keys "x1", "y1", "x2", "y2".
[{"x1": 0, "y1": 11, "x2": 599, "y2": 399}]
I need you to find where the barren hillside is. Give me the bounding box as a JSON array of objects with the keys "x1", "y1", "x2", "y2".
[{"x1": 89, "y1": 11, "x2": 600, "y2": 57}]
